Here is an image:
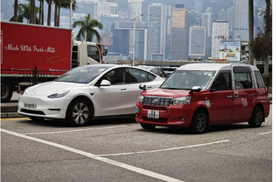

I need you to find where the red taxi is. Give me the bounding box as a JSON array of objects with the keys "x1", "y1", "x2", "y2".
[{"x1": 135, "y1": 63, "x2": 270, "y2": 134}]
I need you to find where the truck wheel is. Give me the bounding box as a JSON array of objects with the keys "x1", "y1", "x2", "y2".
[
  {"x1": 248, "y1": 106, "x2": 263, "y2": 127},
  {"x1": 140, "y1": 123, "x2": 156, "y2": 130},
  {"x1": 66, "y1": 99, "x2": 93, "y2": 126},
  {"x1": 189, "y1": 109, "x2": 209, "y2": 134},
  {"x1": 1, "y1": 80, "x2": 13, "y2": 102}
]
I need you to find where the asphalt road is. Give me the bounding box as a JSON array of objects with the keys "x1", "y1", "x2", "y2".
[{"x1": 1, "y1": 107, "x2": 272, "y2": 182}]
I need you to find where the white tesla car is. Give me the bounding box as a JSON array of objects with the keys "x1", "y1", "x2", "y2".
[{"x1": 18, "y1": 64, "x2": 165, "y2": 126}]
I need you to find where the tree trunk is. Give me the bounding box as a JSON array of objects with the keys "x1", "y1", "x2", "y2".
[
  {"x1": 39, "y1": 1, "x2": 42, "y2": 24},
  {"x1": 42, "y1": 0, "x2": 44, "y2": 25},
  {"x1": 263, "y1": 0, "x2": 271, "y2": 76},
  {"x1": 47, "y1": 1, "x2": 52, "y2": 26},
  {"x1": 54, "y1": 4, "x2": 58, "y2": 26},
  {"x1": 248, "y1": 0, "x2": 254, "y2": 65},
  {"x1": 13, "y1": 0, "x2": 18, "y2": 22},
  {"x1": 30, "y1": 0, "x2": 36, "y2": 24},
  {"x1": 57, "y1": 6, "x2": 60, "y2": 27},
  {"x1": 264, "y1": 55, "x2": 269, "y2": 77}
]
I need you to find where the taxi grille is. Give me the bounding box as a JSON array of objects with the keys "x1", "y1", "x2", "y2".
[
  {"x1": 142, "y1": 96, "x2": 172, "y2": 106},
  {"x1": 142, "y1": 116, "x2": 167, "y2": 123}
]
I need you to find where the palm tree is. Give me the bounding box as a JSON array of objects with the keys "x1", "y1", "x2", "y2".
[
  {"x1": 30, "y1": 0, "x2": 35, "y2": 24},
  {"x1": 53, "y1": 0, "x2": 61, "y2": 26},
  {"x1": 46, "y1": 0, "x2": 52, "y2": 26},
  {"x1": 11, "y1": 1, "x2": 39, "y2": 23},
  {"x1": 72, "y1": 14, "x2": 103, "y2": 42},
  {"x1": 38, "y1": 0, "x2": 45, "y2": 25},
  {"x1": 53, "y1": 0, "x2": 77, "y2": 27},
  {"x1": 13, "y1": 0, "x2": 18, "y2": 22}
]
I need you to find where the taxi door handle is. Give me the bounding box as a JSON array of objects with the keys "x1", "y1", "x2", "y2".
[
  {"x1": 234, "y1": 95, "x2": 239, "y2": 98},
  {"x1": 121, "y1": 88, "x2": 126, "y2": 91},
  {"x1": 227, "y1": 95, "x2": 233, "y2": 98},
  {"x1": 147, "y1": 86, "x2": 152, "y2": 88}
]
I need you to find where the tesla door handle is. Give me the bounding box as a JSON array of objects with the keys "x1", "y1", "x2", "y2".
[
  {"x1": 234, "y1": 95, "x2": 239, "y2": 98},
  {"x1": 227, "y1": 95, "x2": 233, "y2": 98},
  {"x1": 121, "y1": 88, "x2": 126, "y2": 90}
]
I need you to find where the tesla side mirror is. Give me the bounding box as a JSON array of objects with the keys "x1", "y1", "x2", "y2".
[
  {"x1": 139, "y1": 84, "x2": 147, "y2": 91},
  {"x1": 189, "y1": 86, "x2": 202, "y2": 94},
  {"x1": 100, "y1": 79, "x2": 111, "y2": 86}
]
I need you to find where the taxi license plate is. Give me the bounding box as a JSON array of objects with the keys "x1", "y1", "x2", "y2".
[
  {"x1": 147, "y1": 110, "x2": 159, "y2": 119},
  {"x1": 24, "y1": 103, "x2": 37, "y2": 109}
]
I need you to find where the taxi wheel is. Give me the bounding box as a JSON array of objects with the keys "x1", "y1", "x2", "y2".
[
  {"x1": 140, "y1": 123, "x2": 156, "y2": 130},
  {"x1": 248, "y1": 106, "x2": 263, "y2": 127},
  {"x1": 189, "y1": 109, "x2": 209, "y2": 134},
  {"x1": 67, "y1": 99, "x2": 93, "y2": 126}
]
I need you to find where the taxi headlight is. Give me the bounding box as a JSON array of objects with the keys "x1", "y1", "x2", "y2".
[
  {"x1": 139, "y1": 94, "x2": 144, "y2": 103},
  {"x1": 172, "y1": 96, "x2": 191, "y2": 105}
]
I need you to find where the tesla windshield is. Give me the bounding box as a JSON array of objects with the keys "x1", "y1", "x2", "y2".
[
  {"x1": 55, "y1": 66, "x2": 111, "y2": 83},
  {"x1": 160, "y1": 70, "x2": 216, "y2": 90}
]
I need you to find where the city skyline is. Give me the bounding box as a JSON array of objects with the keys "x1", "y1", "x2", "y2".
[{"x1": 1, "y1": 0, "x2": 267, "y2": 61}]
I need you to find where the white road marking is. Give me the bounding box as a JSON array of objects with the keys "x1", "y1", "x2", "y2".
[
  {"x1": 258, "y1": 131, "x2": 272, "y2": 135},
  {"x1": 100, "y1": 140, "x2": 230, "y2": 157},
  {"x1": 24, "y1": 125, "x2": 127, "y2": 135},
  {"x1": 1, "y1": 128, "x2": 184, "y2": 182}
]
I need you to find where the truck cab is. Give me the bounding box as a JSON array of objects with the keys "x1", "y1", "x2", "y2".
[{"x1": 72, "y1": 41, "x2": 107, "y2": 68}]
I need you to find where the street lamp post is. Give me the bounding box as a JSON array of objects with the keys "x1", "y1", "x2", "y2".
[
  {"x1": 132, "y1": 12, "x2": 143, "y2": 66},
  {"x1": 70, "y1": 0, "x2": 75, "y2": 30}
]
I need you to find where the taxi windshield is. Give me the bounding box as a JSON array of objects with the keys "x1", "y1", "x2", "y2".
[{"x1": 160, "y1": 70, "x2": 215, "y2": 90}]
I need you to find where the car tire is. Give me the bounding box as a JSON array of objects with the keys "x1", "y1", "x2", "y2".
[
  {"x1": 140, "y1": 123, "x2": 156, "y2": 130},
  {"x1": 189, "y1": 109, "x2": 209, "y2": 134},
  {"x1": 28, "y1": 116, "x2": 45, "y2": 121},
  {"x1": 1, "y1": 80, "x2": 13, "y2": 102},
  {"x1": 248, "y1": 106, "x2": 263, "y2": 127},
  {"x1": 66, "y1": 99, "x2": 92, "y2": 126}
]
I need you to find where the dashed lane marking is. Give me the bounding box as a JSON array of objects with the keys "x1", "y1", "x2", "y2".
[
  {"x1": 99, "y1": 140, "x2": 230, "y2": 157},
  {"x1": 24, "y1": 125, "x2": 127, "y2": 135}
]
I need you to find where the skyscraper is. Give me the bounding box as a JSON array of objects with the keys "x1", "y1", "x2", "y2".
[
  {"x1": 128, "y1": 0, "x2": 144, "y2": 21},
  {"x1": 171, "y1": 5, "x2": 188, "y2": 60},
  {"x1": 148, "y1": 3, "x2": 167, "y2": 60},
  {"x1": 202, "y1": 12, "x2": 212, "y2": 58},
  {"x1": 233, "y1": 0, "x2": 249, "y2": 41},
  {"x1": 94, "y1": 2, "x2": 118, "y2": 21},
  {"x1": 212, "y1": 20, "x2": 229, "y2": 59},
  {"x1": 189, "y1": 26, "x2": 205, "y2": 57},
  {"x1": 202, "y1": 13, "x2": 212, "y2": 37}
]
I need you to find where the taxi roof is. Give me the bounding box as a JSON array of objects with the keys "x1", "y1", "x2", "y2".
[{"x1": 177, "y1": 63, "x2": 257, "y2": 71}]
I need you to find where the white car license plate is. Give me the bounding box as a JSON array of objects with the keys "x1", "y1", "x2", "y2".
[
  {"x1": 147, "y1": 110, "x2": 159, "y2": 119},
  {"x1": 24, "y1": 103, "x2": 37, "y2": 109}
]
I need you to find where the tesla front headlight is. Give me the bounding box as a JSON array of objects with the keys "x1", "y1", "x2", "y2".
[
  {"x1": 48, "y1": 90, "x2": 70, "y2": 98},
  {"x1": 171, "y1": 96, "x2": 191, "y2": 105}
]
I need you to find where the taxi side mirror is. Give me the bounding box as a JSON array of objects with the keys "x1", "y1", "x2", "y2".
[{"x1": 189, "y1": 86, "x2": 202, "y2": 94}]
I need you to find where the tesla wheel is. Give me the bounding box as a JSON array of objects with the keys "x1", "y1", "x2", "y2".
[
  {"x1": 140, "y1": 123, "x2": 156, "y2": 130},
  {"x1": 1, "y1": 80, "x2": 13, "y2": 102},
  {"x1": 248, "y1": 106, "x2": 263, "y2": 127},
  {"x1": 189, "y1": 109, "x2": 209, "y2": 134},
  {"x1": 67, "y1": 99, "x2": 92, "y2": 126},
  {"x1": 28, "y1": 116, "x2": 45, "y2": 121}
]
